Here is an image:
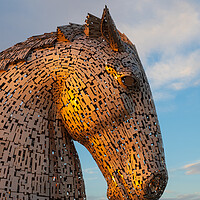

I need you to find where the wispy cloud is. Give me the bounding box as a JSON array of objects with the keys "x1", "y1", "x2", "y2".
[
  {"x1": 164, "y1": 190, "x2": 176, "y2": 194},
  {"x1": 87, "y1": 196, "x2": 107, "y2": 200},
  {"x1": 83, "y1": 167, "x2": 98, "y2": 174},
  {"x1": 152, "y1": 91, "x2": 175, "y2": 101},
  {"x1": 183, "y1": 161, "x2": 200, "y2": 175},
  {"x1": 83, "y1": 167, "x2": 100, "y2": 180},
  {"x1": 167, "y1": 161, "x2": 200, "y2": 175},
  {"x1": 119, "y1": 0, "x2": 200, "y2": 100},
  {"x1": 161, "y1": 193, "x2": 200, "y2": 200},
  {"x1": 147, "y1": 50, "x2": 200, "y2": 91},
  {"x1": 86, "y1": 176, "x2": 98, "y2": 181}
]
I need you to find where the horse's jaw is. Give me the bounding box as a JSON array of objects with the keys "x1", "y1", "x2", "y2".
[
  {"x1": 79, "y1": 119, "x2": 168, "y2": 200},
  {"x1": 60, "y1": 104, "x2": 168, "y2": 199}
]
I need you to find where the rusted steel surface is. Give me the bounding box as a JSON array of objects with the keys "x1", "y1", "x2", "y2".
[{"x1": 0, "y1": 6, "x2": 168, "y2": 200}]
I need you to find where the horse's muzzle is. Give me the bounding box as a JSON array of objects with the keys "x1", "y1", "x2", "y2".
[
  {"x1": 107, "y1": 170, "x2": 168, "y2": 200},
  {"x1": 141, "y1": 170, "x2": 168, "y2": 199}
]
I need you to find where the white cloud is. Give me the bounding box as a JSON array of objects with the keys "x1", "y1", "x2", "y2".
[
  {"x1": 167, "y1": 161, "x2": 200, "y2": 175},
  {"x1": 164, "y1": 190, "x2": 176, "y2": 194},
  {"x1": 119, "y1": 0, "x2": 200, "y2": 100},
  {"x1": 161, "y1": 193, "x2": 200, "y2": 200},
  {"x1": 83, "y1": 167, "x2": 98, "y2": 174},
  {"x1": 86, "y1": 177, "x2": 98, "y2": 181},
  {"x1": 152, "y1": 91, "x2": 174, "y2": 101},
  {"x1": 183, "y1": 161, "x2": 200, "y2": 175},
  {"x1": 146, "y1": 50, "x2": 200, "y2": 90},
  {"x1": 121, "y1": 0, "x2": 200, "y2": 57},
  {"x1": 88, "y1": 196, "x2": 107, "y2": 200}
]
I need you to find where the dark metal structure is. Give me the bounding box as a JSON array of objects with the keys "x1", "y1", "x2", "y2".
[{"x1": 0, "y1": 6, "x2": 168, "y2": 200}]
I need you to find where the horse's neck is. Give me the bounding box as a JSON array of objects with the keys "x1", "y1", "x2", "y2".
[{"x1": 0, "y1": 50, "x2": 85, "y2": 199}]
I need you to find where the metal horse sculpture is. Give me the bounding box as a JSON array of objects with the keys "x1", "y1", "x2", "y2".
[{"x1": 0, "y1": 6, "x2": 168, "y2": 200}]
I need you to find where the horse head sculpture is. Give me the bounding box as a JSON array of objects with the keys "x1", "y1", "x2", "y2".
[{"x1": 0, "y1": 6, "x2": 168, "y2": 200}]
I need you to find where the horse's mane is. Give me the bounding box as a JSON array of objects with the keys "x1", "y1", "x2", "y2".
[
  {"x1": 0, "y1": 14, "x2": 136, "y2": 72},
  {"x1": 0, "y1": 23, "x2": 85, "y2": 71},
  {"x1": 0, "y1": 31, "x2": 56, "y2": 71}
]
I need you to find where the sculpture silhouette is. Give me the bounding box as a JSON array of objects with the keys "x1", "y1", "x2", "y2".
[{"x1": 0, "y1": 6, "x2": 168, "y2": 200}]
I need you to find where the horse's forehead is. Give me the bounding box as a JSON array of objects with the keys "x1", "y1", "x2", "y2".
[{"x1": 70, "y1": 38, "x2": 140, "y2": 72}]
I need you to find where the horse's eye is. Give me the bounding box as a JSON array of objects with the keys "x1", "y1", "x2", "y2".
[{"x1": 121, "y1": 76, "x2": 138, "y2": 88}]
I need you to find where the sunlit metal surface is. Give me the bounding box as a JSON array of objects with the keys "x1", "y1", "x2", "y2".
[{"x1": 0, "y1": 6, "x2": 167, "y2": 200}]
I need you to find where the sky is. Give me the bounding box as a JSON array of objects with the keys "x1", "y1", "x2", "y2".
[{"x1": 0, "y1": 0, "x2": 200, "y2": 199}]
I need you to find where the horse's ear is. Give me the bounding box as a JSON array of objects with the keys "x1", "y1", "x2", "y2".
[
  {"x1": 84, "y1": 6, "x2": 125, "y2": 52},
  {"x1": 84, "y1": 13, "x2": 102, "y2": 38},
  {"x1": 100, "y1": 6, "x2": 125, "y2": 52}
]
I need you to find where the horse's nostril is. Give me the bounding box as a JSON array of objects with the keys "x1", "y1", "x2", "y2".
[
  {"x1": 106, "y1": 170, "x2": 168, "y2": 199},
  {"x1": 143, "y1": 171, "x2": 168, "y2": 199}
]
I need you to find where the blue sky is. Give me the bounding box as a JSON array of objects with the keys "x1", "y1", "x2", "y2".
[{"x1": 0, "y1": 0, "x2": 200, "y2": 199}]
